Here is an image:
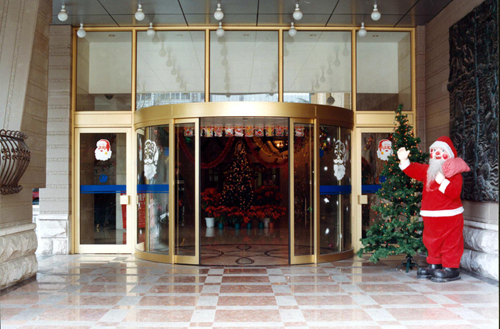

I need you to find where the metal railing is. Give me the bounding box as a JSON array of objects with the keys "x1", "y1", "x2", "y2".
[{"x1": 0, "y1": 130, "x2": 30, "y2": 195}]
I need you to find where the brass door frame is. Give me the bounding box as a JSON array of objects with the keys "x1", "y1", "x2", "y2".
[
  {"x1": 74, "y1": 127, "x2": 134, "y2": 254},
  {"x1": 289, "y1": 118, "x2": 315, "y2": 265},
  {"x1": 173, "y1": 118, "x2": 200, "y2": 265}
]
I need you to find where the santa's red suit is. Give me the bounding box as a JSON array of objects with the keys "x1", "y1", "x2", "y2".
[{"x1": 399, "y1": 137, "x2": 465, "y2": 268}]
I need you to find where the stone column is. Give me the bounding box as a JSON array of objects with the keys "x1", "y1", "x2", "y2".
[
  {"x1": 37, "y1": 25, "x2": 73, "y2": 255},
  {"x1": 0, "y1": 0, "x2": 52, "y2": 289}
]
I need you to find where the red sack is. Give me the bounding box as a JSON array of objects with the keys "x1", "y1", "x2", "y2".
[{"x1": 442, "y1": 157, "x2": 471, "y2": 178}]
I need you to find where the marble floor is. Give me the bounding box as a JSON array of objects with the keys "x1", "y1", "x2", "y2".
[{"x1": 0, "y1": 254, "x2": 498, "y2": 329}]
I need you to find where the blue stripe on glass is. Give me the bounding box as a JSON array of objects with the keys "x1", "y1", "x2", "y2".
[
  {"x1": 362, "y1": 184, "x2": 382, "y2": 194},
  {"x1": 80, "y1": 185, "x2": 126, "y2": 194},
  {"x1": 320, "y1": 185, "x2": 352, "y2": 195},
  {"x1": 137, "y1": 184, "x2": 169, "y2": 193}
]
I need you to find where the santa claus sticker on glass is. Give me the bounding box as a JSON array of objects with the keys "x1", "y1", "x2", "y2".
[
  {"x1": 143, "y1": 140, "x2": 159, "y2": 180},
  {"x1": 377, "y1": 139, "x2": 393, "y2": 161},
  {"x1": 333, "y1": 140, "x2": 347, "y2": 180},
  {"x1": 95, "y1": 139, "x2": 112, "y2": 161}
]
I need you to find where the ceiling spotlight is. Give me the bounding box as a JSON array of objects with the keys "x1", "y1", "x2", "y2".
[
  {"x1": 371, "y1": 3, "x2": 381, "y2": 21},
  {"x1": 216, "y1": 22, "x2": 225, "y2": 37},
  {"x1": 77, "y1": 23, "x2": 86, "y2": 38},
  {"x1": 293, "y1": 1, "x2": 303, "y2": 21},
  {"x1": 288, "y1": 22, "x2": 297, "y2": 37},
  {"x1": 58, "y1": 4, "x2": 68, "y2": 22},
  {"x1": 135, "y1": 4, "x2": 145, "y2": 21},
  {"x1": 358, "y1": 22, "x2": 367, "y2": 37},
  {"x1": 214, "y1": 1, "x2": 224, "y2": 21},
  {"x1": 147, "y1": 23, "x2": 155, "y2": 37}
]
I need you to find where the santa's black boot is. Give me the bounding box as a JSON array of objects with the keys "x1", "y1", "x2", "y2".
[
  {"x1": 430, "y1": 268, "x2": 461, "y2": 282},
  {"x1": 416, "y1": 264, "x2": 442, "y2": 279}
]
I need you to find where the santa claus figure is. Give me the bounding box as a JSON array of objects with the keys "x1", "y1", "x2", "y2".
[
  {"x1": 143, "y1": 140, "x2": 159, "y2": 180},
  {"x1": 333, "y1": 140, "x2": 346, "y2": 180},
  {"x1": 95, "y1": 139, "x2": 112, "y2": 161},
  {"x1": 398, "y1": 136, "x2": 470, "y2": 282},
  {"x1": 377, "y1": 139, "x2": 393, "y2": 161}
]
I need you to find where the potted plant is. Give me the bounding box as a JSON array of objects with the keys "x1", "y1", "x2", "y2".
[
  {"x1": 201, "y1": 188, "x2": 220, "y2": 228},
  {"x1": 227, "y1": 207, "x2": 250, "y2": 230},
  {"x1": 213, "y1": 205, "x2": 229, "y2": 230},
  {"x1": 247, "y1": 206, "x2": 265, "y2": 229}
]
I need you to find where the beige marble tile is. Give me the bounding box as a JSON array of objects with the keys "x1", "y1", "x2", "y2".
[
  {"x1": 124, "y1": 309, "x2": 193, "y2": 322},
  {"x1": 58, "y1": 295, "x2": 124, "y2": 306},
  {"x1": 302, "y1": 309, "x2": 372, "y2": 321},
  {"x1": 295, "y1": 295, "x2": 356, "y2": 305},
  {"x1": 370, "y1": 294, "x2": 437, "y2": 305},
  {"x1": 34, "y1": 308, "x2": 109, "y2": 321}
]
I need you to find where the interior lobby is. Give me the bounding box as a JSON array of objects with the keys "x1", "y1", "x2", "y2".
[{"x1": 0, "y1": 0, "x2": 498, "y2": 328}]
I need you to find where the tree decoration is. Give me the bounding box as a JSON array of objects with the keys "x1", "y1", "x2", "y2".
[
  {"x1": 220, "y1": 141, "x2": 254, "y2": 211},
  {"x1": 357, "y1": 105, "x2": 429, "y2": 271}
]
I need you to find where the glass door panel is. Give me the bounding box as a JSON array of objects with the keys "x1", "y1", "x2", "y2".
[
  {"x1": 77, "y1": 129, "x2": 131, "y2": 253},
  {"x1": 360, "y1": 131, "x2": 393, "y2": 238},
  {"x1": 174, "y1": 119, "x2": 199, "y2": 264},
  {"x1": 290, "y1": 119, "x2": 315, "y2": 264},
  {"x1": 136, "y1": 125, "x2": 170, "y2": 255},
  {"x1": 319, "y1": 125, "x2": 352, "y2": 256}
]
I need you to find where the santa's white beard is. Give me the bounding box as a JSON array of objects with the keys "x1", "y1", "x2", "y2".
[
  {"x1": 377, "y1": 149, "x2": 392, "y2": 161},
  {"x1": 427, "y1": 158, "x2": 445, "y2": 188},
  {"x1": 144, "y1": 163, "x2": 157, "y2": 180},
  {"x1": 95, "y1": 150, "x2": 112, "y2": 161},
  {"x1": 334, "y1": 164, "x2": 346, "y2": 180}
]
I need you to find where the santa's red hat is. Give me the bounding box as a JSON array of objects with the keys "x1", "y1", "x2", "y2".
[
  {"x1": 429, "y1": 136, "x2": 457, "y2": 158},
  {"x1": 378, "y1": 139, "x2": 391, "y2": 149},
  {"x1": 97, "y1": 139, "x2": 110, "y2": 151}
]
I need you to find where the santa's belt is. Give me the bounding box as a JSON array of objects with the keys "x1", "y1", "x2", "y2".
[{"x1": 420, "y1": 207, "x2": 464, "y2": 217}]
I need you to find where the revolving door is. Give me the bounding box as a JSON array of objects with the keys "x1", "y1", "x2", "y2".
[{"x1": 134, "y1": 102, "x2": 354, "y2": 265}]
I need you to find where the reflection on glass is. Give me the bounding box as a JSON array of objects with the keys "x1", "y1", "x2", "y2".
[
  {"x1": 319, "y1": 125, "x2": 351, "y2": 254},
  {"x1": 361, "y1": 132, "x2": 393, "y2": 238},
  {"x1": 357, "y1": 32, "x2": 411, "y2": 111},
  {"x1": 284, "y1": 32, "x2": 351, "y2": 108},
  {"x1": 77, "y1": 32, "x2": 132, "y2": 111},
  {"x1": 210, "y1": 31, "x2": 278, "y2": 102},
  {"x1": 136, "y1": 125, "x2": 170, "y2": 254},
  {"x1": 80, "y1": 133, "x2": 127, "y2": 244},
  {"x1": 175, "y1": 123, "x2": 196, "y2": 256},
  {"x1": 136, "y1": 32, "x2": 205, "y2": 110},
  {"x1": 294, "y1": 123, "x2": 314, "y2": 256}
]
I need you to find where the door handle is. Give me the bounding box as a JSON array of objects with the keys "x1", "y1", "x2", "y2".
[
  {"x1": 120, "y1": 195, "x2": 130, "y2": 205},
  {"x1": 358, "y1": 195, "x2": 368, "y2": 205}
]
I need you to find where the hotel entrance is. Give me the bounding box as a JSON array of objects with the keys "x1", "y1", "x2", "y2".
[{"x1": 71, "y1": 26, "x2": 415, "y2": 266}]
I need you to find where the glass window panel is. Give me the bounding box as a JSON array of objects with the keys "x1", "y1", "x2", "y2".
[
  {"x1": 210, "y1": 31, "x2": 278, "y2": 102},
  {"x1": 319, "y1": 125, "x2": 351, "y2": 255},
  {"x1": 294, "y1": 123, "x2": 314, "y2": 256},
  {"x1": 77, "y1": 32, "x2": 132, "y2": 111},
  {"x1": 357, "y1": 31, "x2": 411, "y2": 111},
  {"x1": 137, "y1": 32, "x2": 205, "y2": 110},
  {"x1": 80, "y1": 133, "x2": 127, "y2": 245},
  {"x1": 136, "y1": 125, "x2": 170, "y2": 254},
  {"x1": 284, "y1": 32, "x2": 352, "y2": 109}
]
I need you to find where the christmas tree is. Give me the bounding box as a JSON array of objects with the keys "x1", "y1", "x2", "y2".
[
  {"x1": 220, "y1": 141, "x2": 254, "y2": 210},
  {"x1": 357, "y1": 105, "x2": 429, "y2": 271}
]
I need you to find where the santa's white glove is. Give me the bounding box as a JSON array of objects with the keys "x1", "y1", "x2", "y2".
[
  {"x1": 435, "y1": 172, "x2": 445, "y2": 184},
  {"x1": 397, "y1": 147, "x2": 410, "y2": 161}
]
